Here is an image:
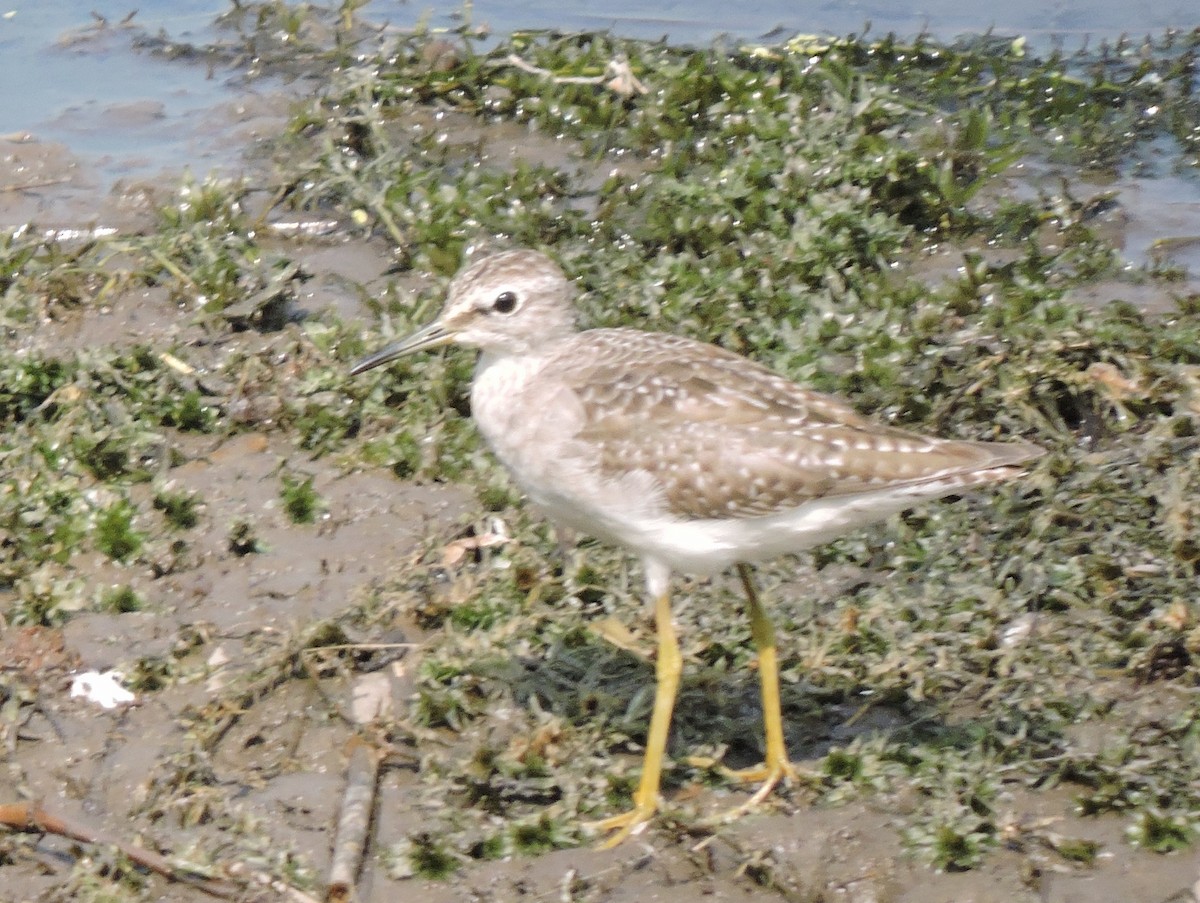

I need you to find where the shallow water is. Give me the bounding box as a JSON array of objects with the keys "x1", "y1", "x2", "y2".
[
  {"x1": 422, "y1": 0, "x2": 1200, "y2": 46},
  {"x1": 4, "y1": 0, "x2": 1198, "y2": 157},
  {"x1": 2, "y1": 3, "x2": 228, "y2": 153},
  {"x1": 1, "y1": 0, "x2": 1199, "y2": 284}
]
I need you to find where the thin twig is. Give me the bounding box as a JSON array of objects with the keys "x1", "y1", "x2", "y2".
[
  {"x1": 0, "y1": 801, "x2": 238, "y2": 899},
  {"x1": 1, "y1": 177, "x2": 73, "y2": 193}
]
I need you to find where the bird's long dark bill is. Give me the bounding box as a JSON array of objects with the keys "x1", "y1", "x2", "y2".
[{"x1": 349, "y1": 321, "x2": 453, "y2": 375}]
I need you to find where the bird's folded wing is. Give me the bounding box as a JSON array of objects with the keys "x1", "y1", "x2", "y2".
[{"x1": 552, "y1": 329, "x2": 1039, "y2": 520}]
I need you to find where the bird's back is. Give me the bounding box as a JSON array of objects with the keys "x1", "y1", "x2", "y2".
[{"x1": 531, "y1": 328, "x2": 1040, "y2": 522}]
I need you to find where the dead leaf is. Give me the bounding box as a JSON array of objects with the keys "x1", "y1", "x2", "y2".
[
  {"x1": 588, "y1": 616, "x2": 652, "y2": 658},
  {"x1": 1087, "y1": 361, "x2": 1143, "y2": 399},
  {"x1": 441, "y1": 524, "x2": 509, "y2": 567}
]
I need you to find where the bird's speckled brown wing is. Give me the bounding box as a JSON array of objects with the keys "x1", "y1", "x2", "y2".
[{"x1": 548, "y1": 328, "x2": 1040, "y2": 520}]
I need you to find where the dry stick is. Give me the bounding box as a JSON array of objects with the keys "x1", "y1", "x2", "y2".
[
  {"x1": 501, "y1": 53, "x2": 648, "y2": 96},
  {"x1": 0, "y1": 801, "x2": 238, "y2": 899},
  {"x1": 326, "y1": 737, "x2": 383, "y2": 903},
  {"x1": 1, "y1": 177, "x2": 72, "y2": 192},
  {"x1": 325, "y1": 669, "x2": 393, "y2": 902}
]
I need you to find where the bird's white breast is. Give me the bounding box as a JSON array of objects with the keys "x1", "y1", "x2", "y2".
[
  {"x1": 470, "y1": 350, "x2": 669, "y2": 548},
  {"x1": 471, "y1": 351, "x2": 578, "y2": 480}
]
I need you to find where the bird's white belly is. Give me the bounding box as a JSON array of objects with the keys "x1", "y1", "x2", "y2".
[{"x1": 609, "y1": 481, "x2": 950, "y2": 576}]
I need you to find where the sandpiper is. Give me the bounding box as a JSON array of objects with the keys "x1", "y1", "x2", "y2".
[{"x1": 352, "y1": 249, "x2": 1042, "y2": 846}]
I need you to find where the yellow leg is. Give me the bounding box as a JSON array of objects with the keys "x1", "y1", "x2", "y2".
[
  {"x1": 715, "y1": 565, "x2": 799, "y2": 818},
  {"x1": 591, "y1": 589, "x2": 681, "y2": 847}
]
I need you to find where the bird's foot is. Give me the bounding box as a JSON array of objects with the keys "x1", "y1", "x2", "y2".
[
  {"x1": 721, "y1": 757, "x2": 800, "y2": 787},
  {"x1": 589, "y1": 795, "x2": 659, "y2": 849},
  {"x1": 709, "y1": 758, "x2": 813, "y2": 824}
]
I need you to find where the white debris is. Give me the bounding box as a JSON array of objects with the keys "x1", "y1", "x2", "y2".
[{"x1": 70, "y1": 670, "x2": 135, "y2": 709}]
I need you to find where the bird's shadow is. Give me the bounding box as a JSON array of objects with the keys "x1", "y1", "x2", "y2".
[{"x1": 493, "y1": 628, "x2": 958, "y2": 786}]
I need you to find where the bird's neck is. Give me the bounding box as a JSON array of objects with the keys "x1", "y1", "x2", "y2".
[{"x1": 472, "y1": 349, "x2": 551, "y2": 411}]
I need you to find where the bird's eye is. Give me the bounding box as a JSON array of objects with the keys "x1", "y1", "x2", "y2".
[{"x1": 493, "y1": 290, "x2": 518, "y2": 314}]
